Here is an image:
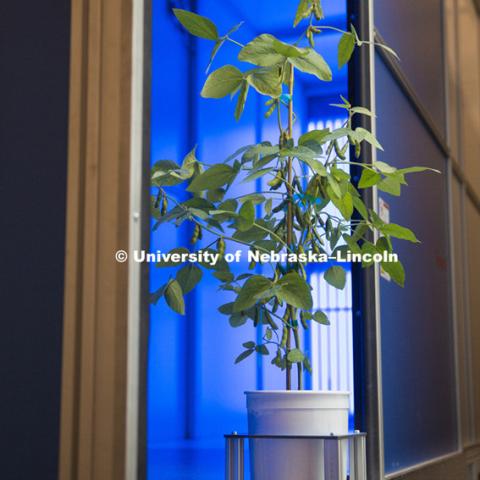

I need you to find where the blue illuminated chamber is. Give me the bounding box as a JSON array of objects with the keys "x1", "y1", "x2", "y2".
[{"x1": 148, "y1": 1, "x2": 350, "y2": 478}]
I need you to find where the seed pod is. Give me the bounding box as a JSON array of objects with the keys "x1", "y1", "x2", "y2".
[
  {"x1": 305, "y1": 228, "x2": 312, "y2": 243},
  {"x1": 300, "y1": 311, "x2": 309, "y2": 330},
  {"x1": 312, "y1": 1, "x2": 323, "y2": 20},
  {"x1": 264, "y1": 310, "x2": 279, "y2": 330},
  {"x1": 217, "y1": 237, "x2": 225, "y2": 256},
  {"x1": 265, "y1": 103, "x2": 276, "y2": 119},
  {"x1": 190, "y1": 224, "x2": 201, "y2": 244},
  {"x1": 306, "y1": 28, "x2": 314, "y2": 48},
  {"x1": 272, "y1": 297, "x2": 280, "y2": 313},
  {"x1": 334, "y1": 140, "x2": 346, "y2": 160},
  {"x1": 295, "y1": 204, "x2": 305, "y2": 228},
  {"x1": 326, "y1": 141, "x2": 335, "y2": 158},
  {"x1": 154, "y1": 190, "x2": 162, "y2": 209},
  {"x1": 161, "y1": 196, "x2": 168, "y2": 216},
  {"x1": 280, "y1": 326, "x2": 288, "y2": 348},
  {"x1": 272, "y1": 199, "x2": 287, "y2": 214},
  {"x1": 355, "y1": 141, "x2": 362, "y2": 158},
  {"x1": 268, "y1": 171, "x2": 283, "y2": 190}
]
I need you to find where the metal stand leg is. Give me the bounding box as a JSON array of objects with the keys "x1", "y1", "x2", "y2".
[
  {"x1": 324, "y1": 438, "x2": 340, "y2": 479},
  {"x1": 225, "y1": 434, "x2": 244, "y2": 480},
  {"x1": 349, "y1": 435, "x2": 366, "y2": 480}
]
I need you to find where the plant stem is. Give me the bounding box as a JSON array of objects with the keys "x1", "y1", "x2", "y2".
[
  {"x1": 293, "y1": 323, "x2": 303, "y2": 390},
  {"x1": 225, "y1": 36, "x2": 244, "y2": 48},
  {"x1": 285, "y1": 63, "x2": 295, "y2": 391}
]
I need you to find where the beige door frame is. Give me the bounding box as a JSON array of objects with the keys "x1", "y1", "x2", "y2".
[{"x1": 58, "y1": 0, "x2": 149, "y2": 479}]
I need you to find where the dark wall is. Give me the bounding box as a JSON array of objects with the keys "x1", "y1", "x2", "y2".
[{"x1": 0, "y1": 1, "x2": 70, "y2": 479}]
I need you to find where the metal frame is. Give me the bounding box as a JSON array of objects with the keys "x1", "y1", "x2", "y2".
[
  {"x1": 224, "y1": 433, "x2": 367, "y2": 480},
  {"x1": 126, "y1": 0, "x2": 152, "y2": 479},
  {"x1": 348, "y1": 1, "x2": 385, "y2": 479}
]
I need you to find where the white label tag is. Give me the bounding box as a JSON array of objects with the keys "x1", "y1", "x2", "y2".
[{"x1": 378, "y1": 197, "x2": 391, "y2": 281}]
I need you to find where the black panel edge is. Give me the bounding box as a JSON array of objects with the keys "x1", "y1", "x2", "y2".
[
  {"x1": 347, "y1": 2, "x2": 383, "y2": 479},
  {"x1": 138, "y1": 0, "x2": 153, "y2": 478}
]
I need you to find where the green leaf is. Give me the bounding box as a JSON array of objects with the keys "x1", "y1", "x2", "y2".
[
  {"x1": 397, "y1": 166, "x2": 441, "y2": 174},
  {"x1": 381, "y1": 259, "x2": 405, "y2": 287},
  {"x1": 294, "y1": 0, "x2": 311, "y2": 27},
  {"x1": 173, "y1": 9, "x2": 218, "y2": 40},
  {"x1": 213, "y1": 271, "x2": 235, "y2": 283},
  {"x1": 246, "y1": 67, "x2": 282, "y2": 97},
  {"x1": 381, "y1": 223, "x2": 419, "y2": 243},
  {"x1": 242, "y1": 167, "x2": 274, "y2": 183},
  {"x1": 230, "y1": 313, "x2": 247, "y2": 327},
  {"x1": 265, "y1": 198, "x2": 273, "y2": 215},
  {"x1": 235, "y1": 80, "x2": 249, "y2": 121},
  {"x1": 352, "y1": 196, "x2": 369, "y2": 220},
  {"x1": 298, "y1": 128, "x2": 330, "y2": 152},
  {"x1": 351, "y1": 106, "x2": 375, "y2": 117},
  {"x1": 374, "y1": 161, "x2": 396, "y2": 174},
  {"x1": 165, "y1": 279, "x2": 185, "y2": 314},
  {"x1": 324, "y1": 266, "x2": 347, "y2": 289},
  {"x1": 338, "y1": 32, "x2": 356, "y2": 69},
  {"x1": 218, "y1": 302, "x2": 235, "y2": 315},
  {"x1": 234, "y1": 276, "x2": 273, "y2": 312},
  {"x1": 181, "y1": 147, "x2": 198, "y2": 174},
  {"x1": 238, "y1": 34, "x2": 287, "y2": 66},
  {"x1": 287, "y1": 348, "x2": 304, "y2": 363},
  {"x1": 243, "y1": 341, "x2": 256, "y2": 349},
  {"x1": 312, "y1": 311, "x2": 330, "y2": 325},
  {"x1": 237, "y1": 200, "x2": 255, "y2": 231},
  {"x1": 277, "y1": 271, "x2": 313, "y2": 310},
  {"x1": 323, "y1": 127, "x2": 353, "y2": 142},
  {"x1": 151, "y1": 160, "x2": 190, "y2": 187},
  {"x1": 303, "y1": 157, "x2": 327, "y2": 176},
  {"x1": 377, "y1": 175, "x2": 402, "y2": 196},
  {"x1": 332, "y1": 191, "x2": 353, "y2": 220},
  {"x1": 327, "y1": 175, "x2": 342, "y2": 198},
  {"x1": 271, "y1": 37, "x2": 307, "y2": 58},
  {"x1": 290, "y1": 49, "x2": 332, "y2": 81},
  {"x1": 256, "y1": 344, "x2": 269, "y2": 355},
  {"x1": 355, "y1": 127, "x2": 383, "y2": 150},
  {"x1": 201, "y1": 65, "x2": 244, "y2": 98},
  {"x1": 343, "y1": 234, "x2": 362, "y2": 254},
  {"x1": 361, "y1": 241, "x2": 378, "y2": 267},
  {"x1": 358, "y1": 169, "x2": 381, "y2": 188},
  {"x1": 235, "y1": 349, "x2": 254, "y2": 364},
  {"x1": 187, "y1": 164, "x2": 236, "y2": 192},
  {"x1": 206, "y1": 39, "x2": 225, "y2": 73},
  {"x1": 176, "y1": 264, "x2": 203, "y2": 294},
  {"x1": 239, "y1": 193, "x2": 266, "y2": 204}
]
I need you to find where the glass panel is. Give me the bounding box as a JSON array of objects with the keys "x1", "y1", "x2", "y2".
[
  {"x1": 466, "y1": 198, "x2": 480, "y2": 442},
  {"x1": 452, "y1": 178, "x2": 473, "y2": 445},
  {"x1": 376, "y1": 57, "x2": 458, "y2": 473},
  {"x1": 375, "y1": 0, "x2": 446, "y2": 137},
  {"x1": 457, "y1": 0, "x2": 480, "y2": 196}
]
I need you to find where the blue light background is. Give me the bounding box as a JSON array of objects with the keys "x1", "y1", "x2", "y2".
[{"x1": 148, "y1": 1, "x2": 349, "y2": 477}]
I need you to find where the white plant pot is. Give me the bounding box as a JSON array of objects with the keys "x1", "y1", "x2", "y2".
[{"x1": 246, "y1": 390, "x2": 350, "y2": 480}]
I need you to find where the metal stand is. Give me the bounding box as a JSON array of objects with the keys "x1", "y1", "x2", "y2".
[{"x1": 224, "y1": 432, "x2": 367, "y2": 480}]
